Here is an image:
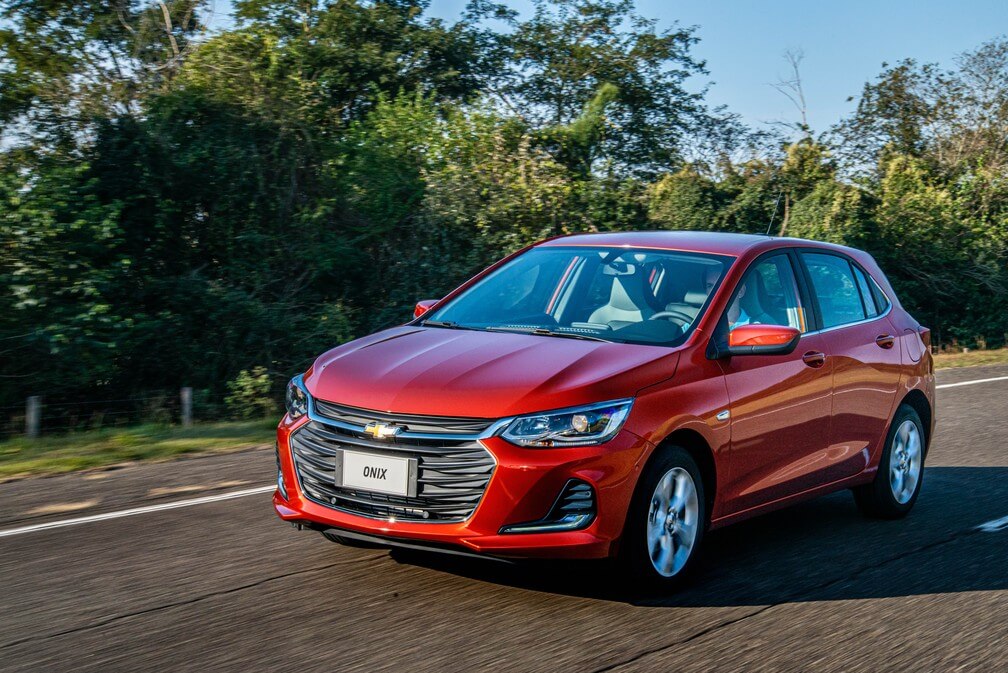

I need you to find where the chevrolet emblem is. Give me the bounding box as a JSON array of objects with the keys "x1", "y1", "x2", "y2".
[{"x1": 363, "y1": 421, "x2": 403, "y2": 440}]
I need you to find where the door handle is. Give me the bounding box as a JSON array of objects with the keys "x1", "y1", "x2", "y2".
[
  {"x1": 802, "y1": 351, "x2": 827, "y2": 368},
  {"x1": 875, "y1": 334, "x2": 896, "y2": 349}
]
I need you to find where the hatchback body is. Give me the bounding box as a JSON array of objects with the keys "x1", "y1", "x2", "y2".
[{"x1": 274, "y1": 232, "x2": 934, "y2": 585}]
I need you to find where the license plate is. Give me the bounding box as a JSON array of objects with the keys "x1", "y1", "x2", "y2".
[{"x1": 338, "y1": 450, "x2": 416, "y2": 497}]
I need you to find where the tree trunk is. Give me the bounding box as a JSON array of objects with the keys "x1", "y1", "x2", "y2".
[{"x1": 778, "y1": 194, "x2": 791, "y2": 237}]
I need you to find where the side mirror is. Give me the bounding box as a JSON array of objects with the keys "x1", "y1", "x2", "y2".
[
  {"x1": 413, "y1": 299, "x2": 439, "y2": 320},
  {"x1": 727, "y1": 324, "x2": 801, "y2": 355},
  {"x1": 711, "y1": 324, "x2": 802, "y2": 358}
]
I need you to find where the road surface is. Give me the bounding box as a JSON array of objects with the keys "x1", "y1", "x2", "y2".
[{"x1": 1, "y1": 365, "x2": 1007, "y2": 672}]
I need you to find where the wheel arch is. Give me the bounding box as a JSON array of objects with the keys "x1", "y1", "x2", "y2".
[
  {"x1": 614, "y1": 426, "x2": 719, "y2": 560},
  {"x1": 899, "y1": 389, "x2": 933, "y2": 453},
  {"x1": 655, "y1": 428, "x2": 718, "y2": 521}
]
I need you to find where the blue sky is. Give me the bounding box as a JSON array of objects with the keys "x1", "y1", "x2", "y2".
[{"x1": 207, "y1": 0, "x2": 1008, "y2": 133}]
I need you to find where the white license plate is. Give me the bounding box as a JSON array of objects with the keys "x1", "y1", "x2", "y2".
[{"x1": 339, "y1": 450, "x2": 415, "y2": 497}]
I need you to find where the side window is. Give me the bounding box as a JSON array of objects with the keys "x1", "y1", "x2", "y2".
[
  {"x1": 869, "y1": 273, "x2": 891, "y2": 314},
  {"x1": 851, "y1": 265, "x2": 879, "y2": 318},
  {"x1": 802, "y1": 252, "x2": 867, "y2": 328},
  {"x1": 727, "y1": 254, "x2": 806, "y2": 332}
]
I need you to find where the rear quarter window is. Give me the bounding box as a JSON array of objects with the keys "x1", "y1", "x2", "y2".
[
  {"x1": 852, "y1": 265, "x2": 880, "y2": 318},
  {"x1": 867, "y1": 271, "x2": 891, "y2": 314}
]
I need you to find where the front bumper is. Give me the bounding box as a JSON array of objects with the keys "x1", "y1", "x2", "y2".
[{"x1": 273, "y1": 414, "x2": 651, "y2": 560}]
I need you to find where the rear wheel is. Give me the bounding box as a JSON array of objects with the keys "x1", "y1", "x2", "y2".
[
  {"x1": 853, "y1": 404, "x2": 926, "y2": 518},
  {"x1": 620, "y1": 446, "x2": 706, "y2": 590}
]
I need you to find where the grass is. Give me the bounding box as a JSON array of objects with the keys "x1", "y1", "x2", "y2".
[
  {"x1": 0, "y1": 419, "x2": 276, "y2": 481},
  {"x1": 4, "y1": 348, "x2": 1008, "y2": 480},
  {"x1": 933, "y1": 347, "x2": 1008, "y2": 369}
]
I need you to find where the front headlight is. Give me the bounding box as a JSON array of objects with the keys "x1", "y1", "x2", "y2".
[
  {"x1": 500, "y1": 399, "x2": 633, "y2": 447},
  {"x1": 285, "y1": 375, "x2": 309, "y2": 419}
]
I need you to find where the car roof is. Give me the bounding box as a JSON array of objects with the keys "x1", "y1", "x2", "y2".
[
  {"x1": 538, "y1": 231, "x2": 771, "y2": 256},
  {"x1": 537, "y1": 230, "x2": 861, "y2": 259}
]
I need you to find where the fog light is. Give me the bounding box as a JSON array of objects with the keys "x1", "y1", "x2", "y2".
[
  {"x1": 499, "y1": 480, "x2": 596, "y2": 534},
  {"x1": 275, "y1": 443, "x2": 289, "y2": 500}
]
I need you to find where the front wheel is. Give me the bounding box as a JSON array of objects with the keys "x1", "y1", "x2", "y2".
[
  {"x1": 620, "y1": 446, "x2": 706, "y2": 590},
  {"x1": 853, "y1": 404, "x2": 926, "y2": 518}
]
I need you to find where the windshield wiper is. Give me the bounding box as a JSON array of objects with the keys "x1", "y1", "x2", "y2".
[
  {"x1": 421, "y1": 319, "x2": 481, "y2": 331},
  {"x1": 486, "y1": 326, "x2": 613, "y2": 343},
  {"x1": 537, "y1": 329, "x2": 614, "y2": 343}
]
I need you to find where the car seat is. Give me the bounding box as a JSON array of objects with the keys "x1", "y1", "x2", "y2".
[{"x1": 588, "y1": 265, "x2": 656, "y2": 326}]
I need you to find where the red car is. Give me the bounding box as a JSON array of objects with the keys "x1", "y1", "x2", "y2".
[{"x1": 274, "y1": 232, "x2": 934, "y2": 587}]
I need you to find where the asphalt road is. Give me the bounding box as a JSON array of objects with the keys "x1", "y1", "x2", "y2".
[{"x1": 1, "y1": 365, "x2": 1007, "y2": 672}]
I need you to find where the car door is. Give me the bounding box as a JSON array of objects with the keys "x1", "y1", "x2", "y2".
[
  {"x1": 716, "y1": 251, "x2": 835, "y2": 514},
  {"x1": 798, "y1": 251, "x2": 902, "y2": 475}
]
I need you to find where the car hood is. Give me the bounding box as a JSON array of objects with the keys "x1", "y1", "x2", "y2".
[{"x1": 303, "y1": 326, "x2": 680, "y2": 419}]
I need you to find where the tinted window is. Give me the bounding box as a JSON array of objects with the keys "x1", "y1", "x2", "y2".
[
  {"x1": 426, "y1": 246, "x2": 732, "y2": 346},
  {"x1": 869, "y1": 274, "x2": 891, "y2": 313},
  {"x1": 726, "y1": 254, "x2": 807, "y2": 332},
  {"x1": 852, "y1": 265, "x2": 879, "y2": 318},
  {"x1": 802, "y1": 252, "x2": 867, "y2": 328}
]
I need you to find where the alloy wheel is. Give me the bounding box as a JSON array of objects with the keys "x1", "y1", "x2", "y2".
[
  {"x1": 646, "y1": 467, "x2": 700, "y2": 577},
  {"x1": 889, "y1": 419, "x2": 922, "y2": 505}
]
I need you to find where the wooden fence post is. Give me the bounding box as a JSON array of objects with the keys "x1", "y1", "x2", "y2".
[
  {"x1": 180, "y1": 387, "x2": 193, "y2": 428},
  {"x1": 26, "y1": 396, "x2": 40, "y2": 438}
]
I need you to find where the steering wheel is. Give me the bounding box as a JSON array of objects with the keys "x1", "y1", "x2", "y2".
[{"x1": 649, "y1": 309, "x2": 695, "y2": 324}]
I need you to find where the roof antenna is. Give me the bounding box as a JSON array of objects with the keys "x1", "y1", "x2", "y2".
[{"x1": 765, "y1": 191, "x2": 784, "y2": 236}]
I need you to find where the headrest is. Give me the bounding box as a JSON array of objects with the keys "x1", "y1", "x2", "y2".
[
  {"x1": 684, "y1": 290, "x2": 707, "y2": 305},
  {"x1": 608, "y1": 273, "x2": 648, "y2": 311}
]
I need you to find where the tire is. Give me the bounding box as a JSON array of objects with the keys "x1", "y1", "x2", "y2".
[
  {"x1": 620, "y1": 445, "x2": 707, "y2": 591},
  {"x1": 853, "y1": 404, "x2": 926, "y2": 519}
]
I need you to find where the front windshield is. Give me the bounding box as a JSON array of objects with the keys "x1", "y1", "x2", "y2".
[{"x1": 424, "y1": 246, "x2": 733, "y2": 346}]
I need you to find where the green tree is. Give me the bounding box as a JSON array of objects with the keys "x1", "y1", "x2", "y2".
[
  {"x1": 483, "y1": 0, "x2": 719, "y2": 176},
  {"x1": 872, "y1": 155, "x2": 1004, "y2": 344},
  {"x1": 7, "y1": 1, "x2": 1008, "y2": 420},
  {"x1": 831, "y1": 60, "x2": 936, "y2": 169},
  {"x1": 0, "y1": 0, "x2": 206, "y2": 144},
  {"x1": 647, "y1": 167, "x2": 723, "y2": 231},
  {"x1": 787, "y1": 181, "x2": 872, "y2": 247}
]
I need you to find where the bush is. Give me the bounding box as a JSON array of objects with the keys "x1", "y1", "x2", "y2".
[{"x1": 224, "y1": 367, "x2": 277, "y2": 420}]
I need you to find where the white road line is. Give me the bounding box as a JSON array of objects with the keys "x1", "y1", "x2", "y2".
[
  {"x1": 936, "y1": 375, "x2": 1008, "y2": 390},
  {"x1": 978, "y1": 515, "x2": 1008, "y2": 533},
  {"x1": 1, "y1": 374, "x2": 1004, "y2": 538},
  {"x1": 0, "y1": 485, "x2": 275, "y2": 539}
]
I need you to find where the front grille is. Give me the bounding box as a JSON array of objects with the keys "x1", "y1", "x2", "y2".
[
  {"x1": 291, "y1": 402, "x2": 497, "y2": 522},
  {"x1": 314, "y1": 399, "x2": 494, "y2": 435}
]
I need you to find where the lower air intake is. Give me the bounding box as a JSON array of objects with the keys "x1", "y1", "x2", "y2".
[{"x1": 499, "y1": 479, "x2": 596, "y2": 534}]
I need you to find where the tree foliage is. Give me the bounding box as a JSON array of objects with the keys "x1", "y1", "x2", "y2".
[
  {"x1": 484, "y1": 0, "x2": 712, "y2": 175},
  {"x1": 1, "y1": 1, "x2": 1007, "y2": 416}
]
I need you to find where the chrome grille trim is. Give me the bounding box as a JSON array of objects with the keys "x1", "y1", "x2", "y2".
[
  {"x1": 309, "y1": 399, "x2": 513, "y2": 443},
  {"x1": 314, "y1": 399, "x2": 495, "y2": 435},
  {"x1": 291, "y1": 401, "x2": 500, "y2": 523}
]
